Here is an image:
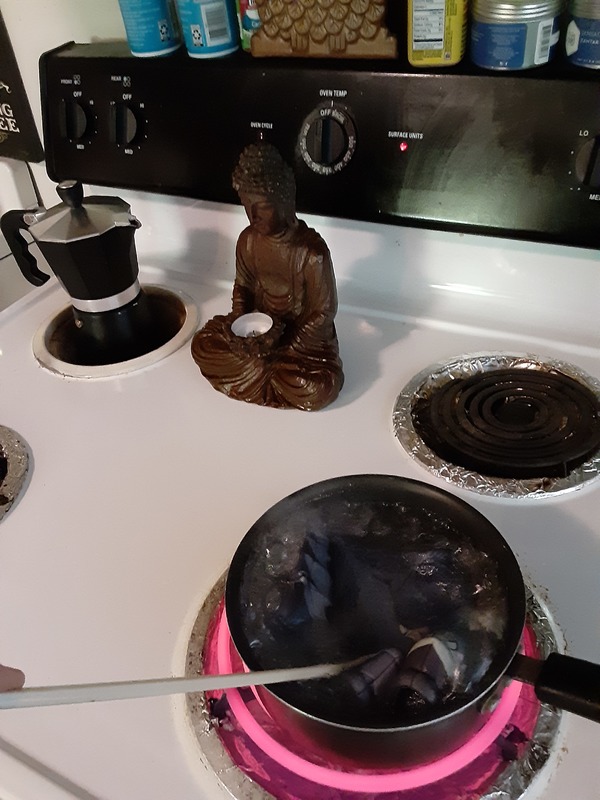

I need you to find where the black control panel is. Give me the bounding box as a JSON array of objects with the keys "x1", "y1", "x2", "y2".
[{"x1": 40, "y1": 42, "x2": 600, "y2": 248}]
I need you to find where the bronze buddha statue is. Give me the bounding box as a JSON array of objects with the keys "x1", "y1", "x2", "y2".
[{"x1": 191, "y1": 142, "x2": 344, "y2": 411}]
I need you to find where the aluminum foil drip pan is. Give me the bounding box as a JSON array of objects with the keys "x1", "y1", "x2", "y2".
[
  {"x1": 183, "y1": 574, "x2": 562, "y2": 800},
  {"x1": 0, "y1": 426, "x2": 29, "y2": 522},
  {"x1": 393, "y1": 353, "x2": 600, "y2": 498}
]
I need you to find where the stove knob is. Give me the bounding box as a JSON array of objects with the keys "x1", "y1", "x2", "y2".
[
  {"x1": 58, "y1": 99, "x2": 90, "y2": 141},
  {"x1": 299, "y1": 105, "x2": 356, "y2": 175},
  {"x1": 575, "y1": 135, "x2": 600, "y2": 189},
  {"x1": 109, "y1": 103, "x2": 141, "y2": 146}
]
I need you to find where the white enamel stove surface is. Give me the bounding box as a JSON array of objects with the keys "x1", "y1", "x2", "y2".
[{"x1": 0, "y1": 195, "x2": 598, "y2": 800}]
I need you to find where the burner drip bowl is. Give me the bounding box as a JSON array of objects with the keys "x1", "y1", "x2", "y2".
[
  {"x1": 0, "y1": 426, "x2": 29, "y2": 522},
  {"x1": 33, "y1": 285, "x2": 198, "y2": 378},
  {"x1": 183, "y1": 576, "x2": 561, "y2": 800},
  {"x1": 393, "y1": 353, "x2": 600, "y2": 497},
  {"x1": 411, "y1": 368, "x2": 600, "y2": 479}
]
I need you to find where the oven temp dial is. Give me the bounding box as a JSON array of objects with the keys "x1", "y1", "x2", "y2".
[
  {"x1": 299, "y1": 105, "x2": 356, "y2": 175},
  {"x1": 575, "y1": 135, "x2": 600, "y2": 189}
]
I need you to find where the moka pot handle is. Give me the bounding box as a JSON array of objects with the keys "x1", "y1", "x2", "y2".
[{"x1": 0, "y1": 209, "x2": 50, "y2": 286}]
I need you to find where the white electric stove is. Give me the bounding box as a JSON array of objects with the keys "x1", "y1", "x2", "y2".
[{"x1": 0, "y1": 192, "x2": 598, "y2": 800}]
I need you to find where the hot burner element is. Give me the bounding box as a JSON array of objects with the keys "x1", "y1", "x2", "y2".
[
  {"x1": 393, "y1": 354, "x2": 600, "y2": 498},
  {"x1": 411, "y1": 368, "x2": 600, "y2": 479},
  {"x1": 33, "y1": 285, "x2": 198, "y2": 378},
  {"x1": 184, "y1": 577, "x2": 561, "y2": 800}
]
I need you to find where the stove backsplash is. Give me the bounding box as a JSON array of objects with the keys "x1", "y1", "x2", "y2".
[{"x1": 124, "y1": 188, "x2": 600, "y2": 353}]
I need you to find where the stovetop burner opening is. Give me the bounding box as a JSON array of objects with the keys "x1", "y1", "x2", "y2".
[{"x1": 32, "y1": 285, "x2": 198, "y2": 378}]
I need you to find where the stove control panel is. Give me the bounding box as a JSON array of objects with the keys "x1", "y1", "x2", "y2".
[{"x1": 40, "y1": 42, "x2": 600, "y2": 249}]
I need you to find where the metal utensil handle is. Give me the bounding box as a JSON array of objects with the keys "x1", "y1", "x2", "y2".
[{"x1": 0, "y1": 660, "x2": 352, "y2": 710}]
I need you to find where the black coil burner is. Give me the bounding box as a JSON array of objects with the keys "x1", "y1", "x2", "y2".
[{"x1": 411, "y1": 368, "x2": 600, "y2": 479}]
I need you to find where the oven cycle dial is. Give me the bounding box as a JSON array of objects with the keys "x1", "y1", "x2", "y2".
[{"x1": 299, "y1": 105, "x2": 356, "y2": 175}]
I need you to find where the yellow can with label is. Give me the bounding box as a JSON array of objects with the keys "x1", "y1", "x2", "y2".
[{"x1": 408, "y1": 0, "x2": 468, "y2": 66}]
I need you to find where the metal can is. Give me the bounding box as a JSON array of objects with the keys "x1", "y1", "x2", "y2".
[
  {"x1": 565, "y1": 0, "x2": 600, "y2": 67},
  {"x1": 407, "y1": 0, "x2": 468, "y2": 67},
  {"x1": 117, "y1": 0, "x2": 181, "y2": 57},
  {"x1": 175, "y1": 0, "x2": 239, "y2": 58},
  {"x1": 470, "y1": 0, "x2": 564, "y2": 70}
]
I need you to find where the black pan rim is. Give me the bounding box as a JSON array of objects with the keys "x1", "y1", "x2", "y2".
[{"x1": 225, "y1": 473, "x2": 527, "y2": 730}]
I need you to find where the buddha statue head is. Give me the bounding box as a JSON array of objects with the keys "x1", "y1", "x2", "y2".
[{"x1": 232, "y1": 142, "x2": 297, "y2": 237}]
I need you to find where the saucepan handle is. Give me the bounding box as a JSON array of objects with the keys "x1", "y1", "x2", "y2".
[
  {"x1": 0, "y1": 209, "x2": 50, "y2": 286},
  {"x1": 510, "y1": 652, "x2": 600, "y2": 723}
]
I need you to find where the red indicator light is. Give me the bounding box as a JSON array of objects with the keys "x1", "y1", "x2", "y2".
[{"x1": 399, "y1": 141, "x2": 408, "y2": 152}]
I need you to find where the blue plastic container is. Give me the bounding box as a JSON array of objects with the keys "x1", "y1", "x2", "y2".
[
  {"x1": 175, "y1": 0, "x2": 239, "y2": 58},
  {"x1": 118, "y1": 0, "x2": 181, "y2": 57}
]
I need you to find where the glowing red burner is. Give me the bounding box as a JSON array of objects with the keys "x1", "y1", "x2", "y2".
[{"x1": 202, "y1": 601, "x2": 541, "y2": 799}]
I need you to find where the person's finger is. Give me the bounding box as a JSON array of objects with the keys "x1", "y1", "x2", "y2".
[{"x1": 0, "y1": 665, "x2": 25, "y2": 692}]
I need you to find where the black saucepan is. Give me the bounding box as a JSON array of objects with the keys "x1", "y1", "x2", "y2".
[{"x1": 225, "y1": 475, "x2": 600, "y2": 767}]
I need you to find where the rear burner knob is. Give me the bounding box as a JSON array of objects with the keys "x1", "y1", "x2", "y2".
[
  {"x1": 575, "y1": 136, "x2": 600, "y2": 189},
  {"x1": 109, "y1": 103, "x2": 140, "y2": 146}
]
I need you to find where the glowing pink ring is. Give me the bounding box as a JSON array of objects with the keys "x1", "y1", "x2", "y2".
[{"x1": 215, "y1": 609, "x2": 522, "y2": 792}]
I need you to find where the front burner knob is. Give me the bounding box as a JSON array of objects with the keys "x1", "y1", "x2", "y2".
[{"x1": 59, "y1": 99, "x2": 90, "y2": 141}]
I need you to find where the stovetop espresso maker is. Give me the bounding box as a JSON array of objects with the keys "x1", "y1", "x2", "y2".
[{"x1": 0, "y1": 180, "x2": 161, "y2": 365}]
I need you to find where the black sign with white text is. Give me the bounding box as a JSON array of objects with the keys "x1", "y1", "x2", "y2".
[{"x1": 0, "y1": 10, "x2": 43, "y2": 162}]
